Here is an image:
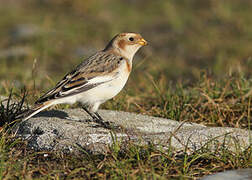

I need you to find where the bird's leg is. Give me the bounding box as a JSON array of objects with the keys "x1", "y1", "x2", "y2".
[
  {"x1": 82, "y1": 106, "x2": 111, "y2": 128},
  {"x1": 95, "y1": 111, "x2": 123, "y2": 130},
  {"x1": 82, "y1": 106, "x2": 97, "y2": 120},
  {"x1": 93, "y1": 111, "x2": 112, "y2": 128},
  {"x1": 94, "y1": 112, "x2": 103, "y2": 121}
]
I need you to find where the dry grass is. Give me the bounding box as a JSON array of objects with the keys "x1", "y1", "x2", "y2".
[{"x1": 0, "y1": 132, "x2": 251, "y2": 179}]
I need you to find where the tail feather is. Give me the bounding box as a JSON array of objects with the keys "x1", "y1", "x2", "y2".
[{"x1": 22, "y1": 101, "x2": 53, "y2": 121}]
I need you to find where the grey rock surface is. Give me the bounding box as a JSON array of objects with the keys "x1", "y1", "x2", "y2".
[
  {"x1": 202, "y1": 169, "x2": 252, "y2": 180},
  {"x1": 14, "y1": 108, "x2": 251, "y2": 154}
]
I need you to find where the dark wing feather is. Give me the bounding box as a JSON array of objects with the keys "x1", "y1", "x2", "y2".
[{"x1": 35, "y1": 51, "x2": 123, "y2": 104}]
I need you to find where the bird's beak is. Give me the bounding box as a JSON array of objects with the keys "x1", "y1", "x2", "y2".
[{"x1": 138, "y1": 38, "x2": 148, "y2": 46}]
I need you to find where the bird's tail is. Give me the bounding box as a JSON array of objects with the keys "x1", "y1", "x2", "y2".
[{"x1": 20, "y1": 101, "x2": 54, "y2": 121}]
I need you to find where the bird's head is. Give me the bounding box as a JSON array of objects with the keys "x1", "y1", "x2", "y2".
[{"x1": 104, "y1": 32, "x2": 148, "y2": 60}]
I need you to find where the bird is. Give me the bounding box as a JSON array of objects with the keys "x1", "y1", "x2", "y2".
[{"x1": 22, "y1": 32, "x2": 147, "y2": 127}]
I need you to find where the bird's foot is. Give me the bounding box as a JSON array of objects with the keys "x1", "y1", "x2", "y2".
[
  {"x1": 93, "y1": 113, "x2": 121, "y2": 130},
  {"x1": 82, "y1": 107, "x2": 122, "y2": 130}
]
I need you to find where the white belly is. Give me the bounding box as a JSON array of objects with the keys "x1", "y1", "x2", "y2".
[
  {"x1": 82, "y1": 73, "x2": 129, "y2": 103},
  {"x1": 79, "y1": 61, "x2": 130, "y2": 104}
]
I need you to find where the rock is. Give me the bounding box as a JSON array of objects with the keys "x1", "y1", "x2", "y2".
[
  {"x1": 0, "y1": 96, "x2": 17, "y2": 107},
  {"x1": 14, "y1": 109, "x2": 251, "y2": 154},
  {"x1": 202, "y1": 169, "x2": 252, "y2": 180},
  {"x1": 0, "y1": 96, "x2": 7, "y2": 101}
]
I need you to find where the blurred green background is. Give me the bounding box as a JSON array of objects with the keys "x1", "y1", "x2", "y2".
[{"x1": 0, "y1": 0, "x2": 251, "y2": 116}]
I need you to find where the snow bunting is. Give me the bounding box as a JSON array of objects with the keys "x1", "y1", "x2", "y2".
[{"x1": 23, "y1": 32, "x2": 147, "y2": 126}]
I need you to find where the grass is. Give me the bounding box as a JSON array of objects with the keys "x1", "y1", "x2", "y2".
[
  {"x1": 0, "y1": 132, "x2": 251, "y2": 179},
  {"x1": 0, "y1": 0, "x2": 252, "y2": 179}
]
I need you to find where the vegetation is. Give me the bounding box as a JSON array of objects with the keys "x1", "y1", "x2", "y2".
[{"x1": 0, "y1": 0, "x2": 251, "y2": 179}]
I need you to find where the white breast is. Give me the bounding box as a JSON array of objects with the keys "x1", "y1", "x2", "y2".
[{"x1": 77, "y1": 60, "x2": 131, "y2": 105}]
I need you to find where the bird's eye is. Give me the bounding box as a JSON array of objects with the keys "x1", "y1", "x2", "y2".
[{"x1": 129, "y1": 37, "x2": 134, "y2": 41}]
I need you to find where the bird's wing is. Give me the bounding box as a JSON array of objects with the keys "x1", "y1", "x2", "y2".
[{"x1": 35, "y1": 51, "x2": 122, "y2": 104}]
